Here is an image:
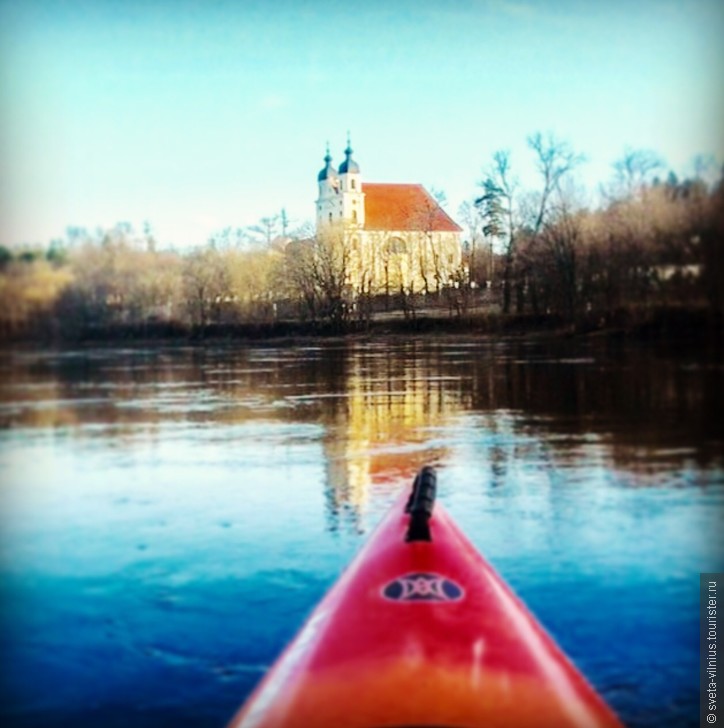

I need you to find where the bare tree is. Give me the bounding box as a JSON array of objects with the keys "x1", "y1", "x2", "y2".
[
  {"x1": 225, "y1": 247, "x2": 278, "y2": 322},
  {"x1": 412, "y1": 191, "x2": 455, "y2": 296},
  {"x1": 280, "y1": 239, "x2": 319, "y2": 322},
  {"x1": 313, "y1": 226, "x2": 352, "y2": 328},
  {"x1": 611, "y1": 147, "x2": 665, "y2": 198},
  {"x1": 182, "y1": 246, "x2": 231, "y2": 328},
  {"x1": 457, "y1": 200, "x2": 489, "y2": 287},
  {"x1": 281, "y1": 225, "x2": 351, "y2": 328},
  {"x1": 700, "y1": 179, "x2": 724, "y2": 313},
  {"x1": 527, "y1": 132, "x2": 586, "y2": 234},
  {"x1": 516, "y1": 133, "x2": 586, "y2": 314},
  {"x1": 0, "y1": 256, "x2": 73, "y2": 338},
  {"x1": 242, "y1": 215, "x2": 282, "y2": 248},
  {"x1": 538, "y1": 196, "x2": 586, "y2": 320}
]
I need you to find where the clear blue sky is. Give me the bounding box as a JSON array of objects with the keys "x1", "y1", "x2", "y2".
[{"x1": 1, "y1": 0, "x2": 722, "y2": 248}]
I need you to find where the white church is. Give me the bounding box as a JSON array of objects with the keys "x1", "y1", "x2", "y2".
[{"x1": 315, "y1": 139, "x2": 463, "y2": 296}]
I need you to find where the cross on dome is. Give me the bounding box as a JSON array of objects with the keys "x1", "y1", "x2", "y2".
[
  {"x1": 339, "y1": 133, "x2": 359, "y2": 175},
  {"x1": 317, "y1": 142, "x2": 338, "y2": 182}
]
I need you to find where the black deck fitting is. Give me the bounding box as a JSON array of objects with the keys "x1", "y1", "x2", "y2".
[{"x1": 405, "y1": 466, "x2": 437, "y2": 542}]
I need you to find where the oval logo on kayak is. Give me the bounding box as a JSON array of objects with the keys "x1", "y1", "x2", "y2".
[{"x1": 382, "y1": 572, "x2": 464, "y2": 602}]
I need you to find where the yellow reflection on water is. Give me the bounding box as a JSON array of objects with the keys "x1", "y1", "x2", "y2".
[{"x1": 322, "y1": 348, "x2": 463, "y2": 522}]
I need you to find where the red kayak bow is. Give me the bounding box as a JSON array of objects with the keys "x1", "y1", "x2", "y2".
[{"x1": 230, "y1": 467, "x2": 623, "y2": 728}]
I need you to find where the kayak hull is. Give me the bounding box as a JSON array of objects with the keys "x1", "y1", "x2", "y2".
[{"x1": 230, "y1": 489, "x2": 622, "y2": 728}]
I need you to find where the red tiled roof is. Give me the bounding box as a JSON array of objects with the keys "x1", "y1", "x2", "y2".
[{"x1": 361, "y1": 183, "x2": 462, "y2": 233}]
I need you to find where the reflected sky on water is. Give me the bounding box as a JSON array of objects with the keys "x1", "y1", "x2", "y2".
[{"x1": 0, "y1": 337, "x2": 722, "y2": 727}]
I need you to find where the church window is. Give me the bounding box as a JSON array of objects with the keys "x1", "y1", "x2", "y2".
[
  {"x1": 351, "y1": 179, "x2": 356, "y2": 190},
  {"x1": 388, "y1": 237, "x2": 407, "y2": 255},
  {"x1": 329, "y1": 212, "x2": 333, "y2": 222},
  {"x1": 352, "y1": 210, "x2": 358, "y2": 223}
]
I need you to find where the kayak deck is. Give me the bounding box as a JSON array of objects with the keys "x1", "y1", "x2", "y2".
[{"x1": 230, "y1": 470, "x2": 622, "y2": 728}]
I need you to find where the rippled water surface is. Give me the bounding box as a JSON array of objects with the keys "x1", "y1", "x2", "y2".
[{"x1": 0, "y1": 337, "x2": 722, "y2": 727}]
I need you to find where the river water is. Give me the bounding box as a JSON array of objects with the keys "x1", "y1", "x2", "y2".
[{"x1": 0, "y1": 336, "x2": 722, "y2": 727}]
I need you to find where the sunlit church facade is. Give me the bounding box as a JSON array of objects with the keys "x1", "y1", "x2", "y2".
[{"x1": 315, "y1": 140, "x2": 463, "y2": 296}]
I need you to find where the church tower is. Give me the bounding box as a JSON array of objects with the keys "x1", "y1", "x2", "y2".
[
  {"x1": 338, "y1": 135, "x2": 365, "y2": 228},
  {"x1": 316, "y1": 144, "x2": 341, "y2": 231}
]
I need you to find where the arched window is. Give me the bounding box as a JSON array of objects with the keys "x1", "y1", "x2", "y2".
[
  {"x1": 352, "y1": 210, "x2": 358, "y2": 223},
  {"x1": 351, "y1": 179, "x2": 356, "y2": 190},
  {"x1": 387, "y1": 237, "x2": 407, "y2": 255}
]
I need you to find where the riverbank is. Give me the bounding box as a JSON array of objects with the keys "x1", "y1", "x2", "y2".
[{"x1": 2, "y1": 304, "x2": 722, "y2": 349}]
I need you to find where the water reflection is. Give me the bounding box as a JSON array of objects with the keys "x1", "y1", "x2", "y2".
[
  {"x1": 0, "y1": 338, "x2": 723, "y2": 727},
  {"x1": 1, "y1": 338, "x2": 722, "y2": 503},
  {"x1": 318, "y1": 344, "x2": 459, "y2": 531}
]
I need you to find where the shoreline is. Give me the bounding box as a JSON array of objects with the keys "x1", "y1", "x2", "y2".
[{"x1": 2, "y1": 305, "x2": 721, "y2": 351}]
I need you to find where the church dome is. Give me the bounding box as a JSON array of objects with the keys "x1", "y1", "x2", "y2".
[
  {"x1": 338, "y1": 158, "x2": 359, "y2": 174},
  {"x1": 338, "y1": 141, "x2": 359, "y2": 174},
  {"x1": 318, "y1": 149, "x2": 338, "y2": 181}
]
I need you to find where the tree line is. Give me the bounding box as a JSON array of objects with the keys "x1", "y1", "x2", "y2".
[
  {"x1": 469, "y1": 135, "x2": 723, "y2": 322},
  {"x1": 1, "y1": 135, "x2": 722, "y2": 341}
]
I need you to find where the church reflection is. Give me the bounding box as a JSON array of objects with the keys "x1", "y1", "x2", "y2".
[
  {"x1": 321, "y1": 345, "x2": 463, "y2": 532},
  {"x1": 1, "y1": 337, "x2": 721, "y2": 534}
]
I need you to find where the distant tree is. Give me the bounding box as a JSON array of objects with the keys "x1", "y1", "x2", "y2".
[
  {"x1": 457, "y1": 200, "x2": 488, "y2": 285},
  {"x1": 700, "y1": 182, "x2": 724, "y2": 312},
  {"x1": 412, "y1": 194, "x2": 448, "y2": 295},
  {"x1": 129, "y1": 251, "x2": 183, "y2": 323},
  {"x1": 143, "y1": 220, "x2": 157, "y2": 253},
  {"x1": 519, "y1": 133, "x2": 585, "y2": 313},
  {"x1": 281, "y1": 224, "x2": 351, "y2": 328},
  {"x1": 280, "y1": 239, "x2": 319, "y2": 322},
  {"x1": 57, "y1": 225, "x2": 180, "y2": 330},
  {"x1": 0, "y1": 257, "x2": 73, "y2": 338},
  {"x1": 182, "y1": 245, "x2": 231, "y2": 328},
  {"x1": 288, "y1": 219, "x2": 315, "y2": 241},
  {"x1": 476, "y1": 150, "x2": 518, "y2": 313},
  {"x1": 536, "y1": 191, "x2": 588, "y2": 320},
  {"x1": 65, "y1": 226, "x2": 92, "y2": 247},
  {"x1": 280, "y1": 208, "x2": 290, "y2": 237},
  {"x1": 0, "y1": 246, "x2": 12, "y2": 270},
  {"x1": 611, "y1": 147, "x2": 665, "y2": 198},
  {"x1": 527, "y1": 132, "x2": 585, "y2": 235},
  {"x1": 46, "y1": 239, "x2": 68, "y2": 267},
  {"x1": 225, "y1": 247, "x2": 279, "y2": 322},
  {"x1": 244, "y1": 214, "x2": 282, "y2": 247},
  {"x1": 18, "y1": 249, "x2": 40, "y2": 264},
  {"x1": 429, "y1": 186, "x2": 448, "y2": 209},
  {"x1": 312, "y1": 226, "x2": 351, "y2": 328}
]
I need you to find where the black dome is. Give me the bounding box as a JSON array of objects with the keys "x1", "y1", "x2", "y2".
[
  {"x1": 317, "y1": 150, "x2": 338, "y2": 181},
  {"x1": 318, "y1": 164, "x2": 338, "y2": 181},
  {"x1": 338, "y1": 158, "x2": 359, "y2": 174},
  {"x1": 339, "y1": 143, "x2": 359, "y2": 174}
]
